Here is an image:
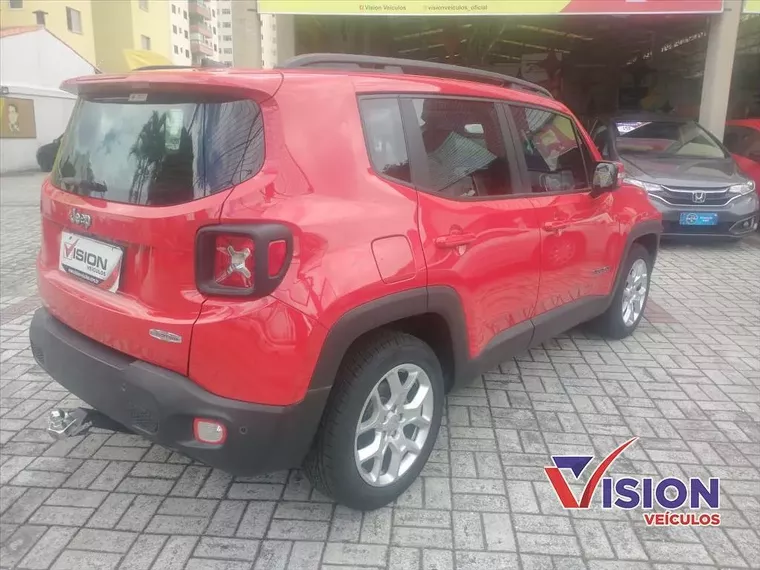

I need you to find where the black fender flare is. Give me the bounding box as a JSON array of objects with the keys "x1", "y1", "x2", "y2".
[
  {"x1": 607, "y1": 219, "x2": 662, "y2": 310},
  {"x1": 308, "y1": 286, "x2": 470, "y2": 392}
]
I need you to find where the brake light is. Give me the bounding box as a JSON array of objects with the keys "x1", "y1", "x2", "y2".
[
  {"x1": 214, "y1": 235, "x2": 254, "y2": 288},
  {"x1": 268, "y1": 240, "x2": 287, "y2": 277},
  {"x1": 196, "y1": 224, "x2": 293, "y2": 297}
]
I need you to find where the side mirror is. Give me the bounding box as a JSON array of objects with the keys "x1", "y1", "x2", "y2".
[{"x1": 591, "y1": 161, "x2": 620, "y2": 197}]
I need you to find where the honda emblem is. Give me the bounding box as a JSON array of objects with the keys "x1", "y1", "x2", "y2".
[{"x1": 692, "y1": 192, "x2": 706, "y2": 204}]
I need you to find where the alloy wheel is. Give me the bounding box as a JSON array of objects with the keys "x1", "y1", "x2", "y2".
[
  {"x1": 621, "y1": 258, "x2": 648, "y2": 327},
  {"x1": 354, "y1": 363, "x2": 434, "y2": 487}
]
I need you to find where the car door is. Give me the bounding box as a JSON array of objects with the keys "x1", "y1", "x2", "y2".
[
  {"x1": 505, "y1": 104, "x2": 619, "y2": 319},
  {"x1": 402, "y1": 96, "x2": 541, "y2": 359}
]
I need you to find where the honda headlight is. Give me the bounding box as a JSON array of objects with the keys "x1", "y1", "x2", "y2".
[
  {"x1": 623, "y1": 178, "x2": 664, "y2": 193},
  {"x1": 728, "y1": 180, "x2": 755, "y2": 196}
]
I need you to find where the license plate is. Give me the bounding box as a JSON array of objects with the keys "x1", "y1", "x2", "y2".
[
  {"x1": 59, "y1": 232, "x2": 124, "y2": 292},
  {"x1": 679, "y1": 212, "x2": 718, "y2": 226}
]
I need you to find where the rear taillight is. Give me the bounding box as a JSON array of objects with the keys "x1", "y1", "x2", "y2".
[
  {"x1": 196, "y1": 224, "x2": 293, "y2": 297},
  {"x1": 214, "y1": 235, "x2": 254, "y2": 289}
]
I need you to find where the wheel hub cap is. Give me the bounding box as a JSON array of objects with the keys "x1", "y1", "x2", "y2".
[{"x1": 354, "y1": 363, "x2": 434, "y2": 487}]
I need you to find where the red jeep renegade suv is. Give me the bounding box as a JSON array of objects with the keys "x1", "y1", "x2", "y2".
[{"x1": 30, "y1": 54, "x2": 662, "y2": 510}]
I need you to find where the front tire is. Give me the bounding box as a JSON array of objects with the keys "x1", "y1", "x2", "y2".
[
  {"x1": 303, "y1": 331, "x2": 444, "y2": 511},
  {"x1": 594, "y1": 243, "x2": 652, "y2": 339}
]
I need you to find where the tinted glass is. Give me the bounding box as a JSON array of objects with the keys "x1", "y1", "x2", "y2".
[
  {"x1": 410, "y1": 98, "x2": 512, "y2": 198},
  {"x1": 724, "y1": 125, "x2": 760, "y2": 160},
  {"x1": 613, "y1": 120, "x2": 726, "y2": 159},
  {"x1": 52, "y1": 93, "x2": 264, "y2": 206},
  {"x1": 509, "y1": 106, "x2": 589, "y2": 193},
  {"x1": 359, "y1": 98, "x2": 410, "y2": 183}
]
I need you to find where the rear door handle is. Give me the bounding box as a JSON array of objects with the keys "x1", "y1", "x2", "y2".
[
  {"x1": 543, "y1": 221, "x2": 570, "y2": 233},
  {"x1": 435, "y1": 233, "x2": 476, "y2": 248}
]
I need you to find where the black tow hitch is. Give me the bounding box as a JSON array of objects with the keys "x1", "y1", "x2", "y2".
[{"x1": 47, "y1": 408, "x2": 134, "y2": 439}]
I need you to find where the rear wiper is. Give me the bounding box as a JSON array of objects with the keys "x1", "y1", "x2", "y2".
[{"x1": 58, "y1": 177, "x2": 108, "y2": 195}]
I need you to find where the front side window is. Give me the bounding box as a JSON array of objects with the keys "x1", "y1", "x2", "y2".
[
  {"x1": 52, "y1": 93, "x2": 264, "y2": 206},
  {"x1": 66, "y1": 7, "x2": 82, "y2": 33},
  {"x1": 613, "y1": 120, "x2": 726, "y2": 159},
  {"x1": 410, "y1": 98, "x2": 512, "y2": 198},
  {"x1": 724, "y1": 125, "x2": 760, "y2": 161},
  {"x1": 359, "y1": 98, "x2": 410, "y2": 184},
  {"x1": 509, "y1": 106, "x2": 589, "y2": 193}
]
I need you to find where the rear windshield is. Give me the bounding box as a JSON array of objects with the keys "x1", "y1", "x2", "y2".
[
  {"x1": 52, "y1": 93, "x2": 264, "y2": 206},
  {"x1": 613, "y1": 120, "x2": 726, "y2": 160}
]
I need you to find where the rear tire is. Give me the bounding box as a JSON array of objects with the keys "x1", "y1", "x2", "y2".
[
  {"x1": 303, "y1": 330, "x2": 444, "y2": 511},
  {"x1": 593, "y1": 243, "x2": 651, "y2": 339}
]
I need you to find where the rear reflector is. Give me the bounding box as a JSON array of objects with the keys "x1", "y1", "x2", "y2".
[{"x1": 193, "y1": 418, "x2": 227, "y2": 445}]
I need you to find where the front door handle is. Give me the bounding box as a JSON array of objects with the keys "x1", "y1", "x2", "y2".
[{"x1": 435, "y1": 233, "x2": 476, "y2": 248}]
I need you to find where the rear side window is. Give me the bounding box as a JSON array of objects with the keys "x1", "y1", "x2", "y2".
[
  {"x1": 359, "y1": 98, "x2": 411, "y2": 184},
  {"x1": 508, "y1": 106, "x2": 589, "y2": 193},
  {"x1": 408, "y1": 98, "x2": 513, "y2": 198},
  {"x1": 52, "y1": 93, "x2": 264, "y2": 206}
]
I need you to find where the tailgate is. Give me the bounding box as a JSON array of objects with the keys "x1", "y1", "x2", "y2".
[{"x1": 37, "y1": 71, "x2": 277, "y2": 374}]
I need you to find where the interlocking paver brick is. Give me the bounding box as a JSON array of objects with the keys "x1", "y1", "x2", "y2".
[{"x1": 1, "y1": 172, "x2": 759, "y2": 569}]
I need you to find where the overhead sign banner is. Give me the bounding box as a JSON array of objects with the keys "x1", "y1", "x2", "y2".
[
  {"x1": 257, "y1": 0, "x2": 725, "y2": 15},
  {"x1": 745, "y1": 0, "x2": 760, "y2": 13}
]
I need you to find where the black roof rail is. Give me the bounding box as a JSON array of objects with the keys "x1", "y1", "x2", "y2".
[{"x1": 278, "y1": 53, "x2": 553, "y2": 99}]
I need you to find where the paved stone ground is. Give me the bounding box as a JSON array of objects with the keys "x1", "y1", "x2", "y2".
[{"x1": 1, "y1": 172, "x2": 759, "y2": 569}]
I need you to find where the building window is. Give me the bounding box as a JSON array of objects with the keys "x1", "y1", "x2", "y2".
[
  {"x1": 222, "y1": 8, "x2": 230, "y2": 14},
  {"x1": 222, "y1": 22, "x2": 231, "y2": 28},
  {"x1": 171, "y1": 4, "x2": 176, "y2": 13},
  {"x1": 141, "y1": 35, "x2": 151, "y2": 50},
  {"x1": 8, "y1": 0, "x2": 24, "y2": 9},
  {"x1": 213, "y1": 43, "x2": 217, "y2": 51},
  {"x1": 223, "y1": 35, "x2": 232, "y2": 41},
  {"x1": 174, "y1": 45, "x2": 179, "y2": 54},
  {"x1": 139, "y1": 0, "x2": 148, "y2": 11},
  {"x1": 212, "y1": 26, "x2": 216, "y2": 34},
  {"x1": 224, "y1": 48, "x2": 232, "y2": 54},
  {"x1": 212, "y1": 9, "x2": 215, "y2": 16},
  {"x1": 172, "y1": 24, "x2": 177, "y2": 34},
  {"x1": 185, "y1": 48, "x2": 190, "y2": 57},
  {"x1": 184, "y1": 29, "x2": 188, "y2": 38},
  {"x1": 66, "y1": 7, "x2": 82, "y2": 33},
  {"x1": 183, "y1": 9, "x2": 187, "y2": 19}
]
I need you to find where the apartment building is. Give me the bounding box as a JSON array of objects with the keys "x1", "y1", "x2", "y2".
[
  {"x1": 218, "y1": 0, "x2": 232, "y2": 65},
  {"x1": 230, "y1": 0, "x2": 261, "y2": 68},
  {"x1": 187, "y1": 0, "x2": 221, "y2": 65},
  {"x1": 0, "y1": 0, "x2": 96, "y2": 64},
  {"x1": 169, "y1": 1, "x2": 191, "y2": 65},
  {"x1": 1, "y1": 0, "x2": 173, "y2": 72},
  {"x1": 91, "y1": 0, "x2": 171, "y2": 72}
]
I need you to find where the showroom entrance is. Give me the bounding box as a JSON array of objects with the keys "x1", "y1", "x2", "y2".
[{"x1": 256, "y1": 0, "x2": 759, "y2": 138}]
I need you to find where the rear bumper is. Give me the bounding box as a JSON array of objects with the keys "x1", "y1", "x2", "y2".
[
  {"x1": 651, "y1": 193, "x2": 759, "y2": 238},
  {"x1": 30, "y1": 307, "x2": 329, "y2": 475}
]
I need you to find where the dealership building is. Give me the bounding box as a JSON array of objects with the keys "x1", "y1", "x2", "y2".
[{"x1": 237, "y1": 0, "x2": 760, "y2": 139}]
